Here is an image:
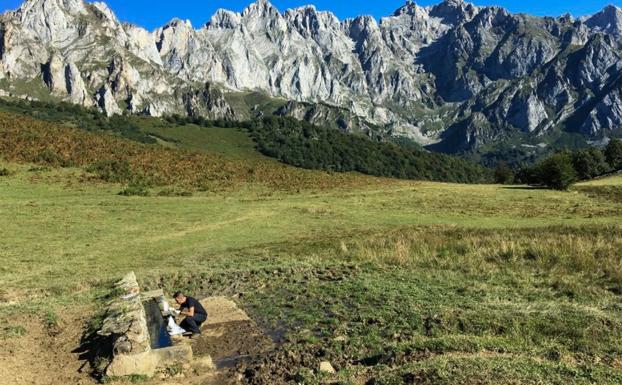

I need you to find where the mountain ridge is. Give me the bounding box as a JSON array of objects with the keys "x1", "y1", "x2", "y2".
[{"x1": 1, "y1": 0, "x2": 622, "y2": 162}]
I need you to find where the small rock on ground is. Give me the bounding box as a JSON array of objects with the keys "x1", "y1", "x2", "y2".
[{"x1": 319, "y1": 361, "x2": 336, "y2": 374}]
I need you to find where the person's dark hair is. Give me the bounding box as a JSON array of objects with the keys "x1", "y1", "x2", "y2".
[{"x1": 173, "y1": 291, "x2": 183, "y2": 299}]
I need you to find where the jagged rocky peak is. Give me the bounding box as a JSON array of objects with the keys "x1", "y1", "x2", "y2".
[
  {"x1": 585, "y1": 4, "x2": 622, "y2": 35},
  {"x1": 161, "y1": 17, "x2": 194, "y2": 31},
  {"x1": 242, "y1": 0, "x2": 280, "y2": 18},
  {"x1": 13, "y1": 0, "x2": 89, "y2": 44},
  {"x1": 239, "y1": 0, "x2": 286, "y2": 32},
  {"x1": 429, "y1": 0, "x2": 478, "y2": 25},
  {"x1": 90, "y1": 1, "x2": 118, "y2": 23},
  {"x1": 207, "y1": 9, "x2": 242, "y2": 29},
  {"x1": 346, "y1": 15, "x2": 380, "y2": 37},
  {"x1": 285, "y1": 5, "x2": 341, "y2": 36},
  {"x1": 17, "y1": 0, "x2": 87, "y2": 18},
  {"x1": 155, "y1": 18, "x2": 196, "y2": 57},
  {"x1": 285, "y1": 6, "x2": 339, "y2": 24},
  {"x1": 392, "y1": 1, "x2": 426, "y2": 17}
]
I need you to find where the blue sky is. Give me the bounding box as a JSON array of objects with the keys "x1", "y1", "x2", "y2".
[{"x1": 2, "y1": 0, "x2": 622, "y2": 30}]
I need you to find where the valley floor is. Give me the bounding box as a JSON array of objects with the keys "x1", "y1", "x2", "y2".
[{"x1": 1, "y1": 164, "x2": 622, "y2": 384}]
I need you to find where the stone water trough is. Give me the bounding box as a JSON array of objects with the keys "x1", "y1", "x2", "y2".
[{"x1": 97, "y1": 272, "x2": 193, "y2": 377}]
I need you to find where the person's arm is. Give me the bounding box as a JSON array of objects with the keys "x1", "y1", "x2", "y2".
[{"x1": 180, "y1": 306, "x2": 195, "y2": 317}]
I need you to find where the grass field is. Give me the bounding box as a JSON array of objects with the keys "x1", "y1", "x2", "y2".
[
  {"x1": 133, "y1": 117, "x2": 267, "y2": 160},
  {"x1": 1, "y1": 112, "x2": 622, "y2": 384}
]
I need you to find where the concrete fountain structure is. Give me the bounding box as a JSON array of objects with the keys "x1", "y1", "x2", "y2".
[{"x1": 97, "y1": 272, "x2": 193, "y2": 377}]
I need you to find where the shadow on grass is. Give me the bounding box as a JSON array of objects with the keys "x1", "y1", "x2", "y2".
[{"x1": 501, "y1": 185, "x2": 549, "y2": 190}]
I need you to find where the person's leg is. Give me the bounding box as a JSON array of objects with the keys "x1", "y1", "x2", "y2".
[
  {"x1": 180, "y1": 316, "x2": 200, "y2": 334},
  {"x1": 194, "y1": 313, "x2": 207, "y2": 330}
]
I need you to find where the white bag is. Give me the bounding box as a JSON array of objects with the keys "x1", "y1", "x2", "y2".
[{"x1": 166, "y1": 315, "x2": 186, "y2": 336}]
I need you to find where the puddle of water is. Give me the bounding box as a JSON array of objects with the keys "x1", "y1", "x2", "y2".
[
  {"x1": 214, "y1": 354, "x2": 256, "y2": 369},
  {"x1": 266, "y1": 327, "x2": 287, "y2": 344},
  {"x1": 143, "y1": 299, "x2": 173, "y2": 349}
]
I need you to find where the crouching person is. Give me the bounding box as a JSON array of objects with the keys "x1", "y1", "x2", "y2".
[{"x1": 173, "y1": 291, "x2": 208, "y2": 338}]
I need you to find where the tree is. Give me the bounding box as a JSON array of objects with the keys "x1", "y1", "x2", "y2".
[
  {"x1": 537, "y1": 152, "x2": 577, "y2": 190},
  {"x1": 572, "y1": 148, "x2": 609, "y2": 180},
  {"x1": 605, "y1": 138, "x2": 622, "y2": 171},
  {"x1": 494, "y1": 161, "x2": 514, "y2": 184}
]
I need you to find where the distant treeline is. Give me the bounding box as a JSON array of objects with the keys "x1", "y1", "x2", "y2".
[
  {"x1": 247, "y1": 116, "x2": 492, "y2": 183},
  {"x1": 166, "y1": 114, "x2": 493, "y2": 183},
  {"x1": 0, "y1": 98, "x2": 155, "y2": 143},
  {"x1": 16, "y1": 99, "x2": 622, "y2": 188},
  {"x1": 495, "y1": 139, "x2": 622, "y2": 190}
]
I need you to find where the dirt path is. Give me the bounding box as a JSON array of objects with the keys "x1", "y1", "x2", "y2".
[{"x1": 0, "y1": 306, "x2": 97, "y2": 385}]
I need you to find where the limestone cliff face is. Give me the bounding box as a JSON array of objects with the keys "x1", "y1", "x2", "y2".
[
  {"x1": 0, "y1": 0, "x2": 233, "y2": 118},
  {"x1": 1, "y1": 0, "x2": 622, "y2": 151}
]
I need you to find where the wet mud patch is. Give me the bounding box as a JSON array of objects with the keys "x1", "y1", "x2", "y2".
[
  {"x1": 195, "y1": 320, "x2": 274, "y2": 368},
  {"x1": 193, "y1": 297, "x2": 275, "y2": 370}
]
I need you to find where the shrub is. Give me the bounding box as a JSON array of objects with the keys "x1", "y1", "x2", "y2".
[
  {"x1": 28, "y1": 166, "x2": 51, "y2": 172},
  {"x1": 1, "y1": 325, "x2": 27, "y2": 338},
  {"x1": 33, "y1": 149, "x2": 73, "y2": 167},
  {"x1": 157, "y1": 188, "x2": 193, "y2": 197},
  {"x1": 537, "y1": 152, "x2": 577, "y2": 190},
  {"x1": 494, "y1": 161, "x2": 514, "y2": 184},
  {"x1": 572, "y1": 148, "x2": 609, "y2": 180},
  {"x1": 0, "y1": 110, "x2": 395, "y2": 192},
  {"x1": 118, "y1": 184, "x2": 149, "y2": 197},
  {"x1": 245, "y1": 116, "x2": 492, "y2": 183},
  {"x1": 605, "y1": 138, "x2": 622, "y2": 171},
  {"x1": 87, "y1": 160, "x2": 134, "y2": 183},
  {"x1": 0, "y1": 167, "x2": 10, "y2": 176}
]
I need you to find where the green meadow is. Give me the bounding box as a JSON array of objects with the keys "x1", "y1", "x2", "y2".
[{"x1": 1, "y1": 113, "x2": 622, "y2": 384}]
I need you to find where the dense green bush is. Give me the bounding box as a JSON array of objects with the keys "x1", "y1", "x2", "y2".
[
  {"x1": 605, "y1": 138, "x2": 622, "y2": 170},
  {"x1": 519, "y1": 141, "x2": 622, "y2": 189},
  {"x1": 33, "y1": 149, "x2": 74, "y2": 167},
  {"x1": 118, "y1": 184, "x2": 149, "y2": 197},
  {"x1": 494, "y1": 161, "x2": 514, "y2": 184},
  {"x1": 572, "y1": 147, "x2": 610, "y2": 180},
  {"x1": 536, "y1": 152, "x2": 578, "y2": 190},
  {"x1": 86, "y1": 160, "x2": 134, "y2": 183}
]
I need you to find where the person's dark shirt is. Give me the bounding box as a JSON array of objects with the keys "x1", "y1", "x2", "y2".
[{"x1": 180, "y1": 296, "x2": 207, "y2": 316}]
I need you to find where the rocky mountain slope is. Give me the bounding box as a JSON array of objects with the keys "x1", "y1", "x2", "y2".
[{"x1": 1, "y1": 0, "x2": 622, "y2": 159}]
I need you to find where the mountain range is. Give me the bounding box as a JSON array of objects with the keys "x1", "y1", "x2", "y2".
[{"x1": 1, "y1": 0, "x2": 622, "y2": 163}]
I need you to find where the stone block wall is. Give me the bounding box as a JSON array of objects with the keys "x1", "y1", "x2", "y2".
[{"x1": 97, "y1": 272, "x2": 192, "y2": 377}]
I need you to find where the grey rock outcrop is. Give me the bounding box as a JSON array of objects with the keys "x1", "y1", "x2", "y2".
[
  {"x1": 0, "y1": 0, "x2": 622, "y2": 154},
  {"x1": 0, "y1": 0, "x2": 234, "y2": 118},
  {"x1": 585, "y1": 5, "x2": 622, "y2": 37}
]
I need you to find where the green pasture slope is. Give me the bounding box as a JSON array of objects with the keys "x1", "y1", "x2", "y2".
[{"x1": 1, "y1": 116, "x2": 622, "y2": 384}]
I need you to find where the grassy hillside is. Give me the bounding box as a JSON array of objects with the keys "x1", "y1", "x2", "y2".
[
  {"x1": 0, "y1": 97, "x2": 492, "y2": 183},
  {"x1": 1, "y1": 112, "x2": 622, "y2": 385},
  {"x1": 0, "y1": 111, "x2": 388, "y2": 192},
  {"x1": 133, "y1": 117, "x2": 267, "y2": 160}
]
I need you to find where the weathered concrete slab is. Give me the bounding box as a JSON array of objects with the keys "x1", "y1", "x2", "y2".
[
  {"x1": 200, "y1": 297, "x2": 250, "y2": 325},
  {"x1": 141, "y1": 289, "x2": 165, "y2": 301},
  {"x1": 152, "y1": 344, "x2": 193, "y2": 363},
  {"x1": 106, "y1": 351, "x2": 159, "y2": 377}
]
